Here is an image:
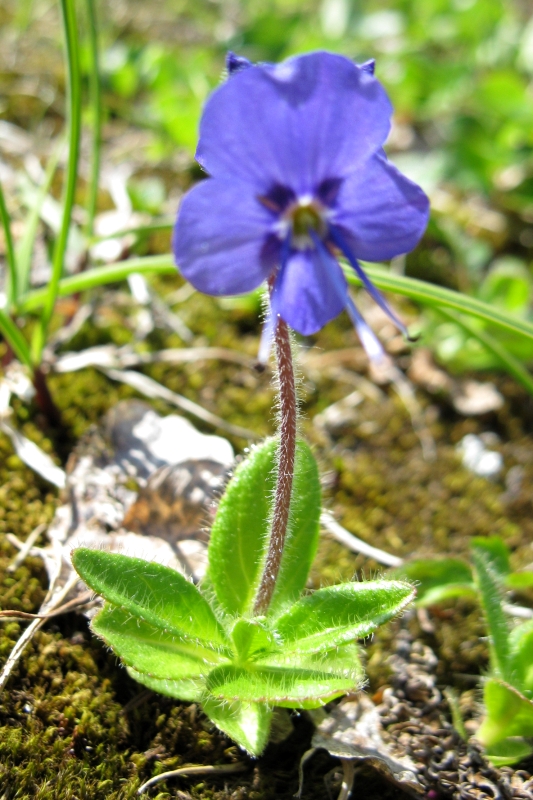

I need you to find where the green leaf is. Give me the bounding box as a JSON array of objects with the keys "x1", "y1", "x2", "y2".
[
  {"x1": 230, "y1": 619, "x2": 279, "y2": 662},
  {"x1": 268, "y1": 440, "x2": 321, "y2": 618},
  {"x1": 483, "y1": 738, "x2": 533, "y2": 768},
  {"x1": 127, "y1": 667, "x2": 205, "y2": 702},
  {"x1": 471, "y1": 536, "x2": 510, "y2": 577},
  {"x1": 206, "y1": 439, "x2": 277, "y2": 616},
  {"x1": 471, "y1": 546, "x2": 511, "y2": 680},
  {"x1": 396, "y1": 558, "x2": 475, "y2": 607},
  {"x1": 202, "y1": 698, "x2": 272, "y2": 756},
  {"x1": 505, "y1": 571, "x2": 533, "y2": 590},
  {"x1": 206, "y1": 439, "x2": 321, "y2": 618},
  {"x1": 478, "y1": 678, "x2": 533, "y2": 750},
  {"x1": 260, "y1": 642, "x2": 364, "y2": 685},
  {"x1": 206, "y1": 664, "x2": 358, "y2": 707},
  {"x1": 72, "y1": 549, "x2": 229, "y2": 648},
  {"x1": 92, "y1": 605, "x2": 227, "y2": 680},
  {"x1": 508, "y1": 619, "x2": 533, "y2": 695},
  {"x1": 273, "y1": 580, "x2": 415, "y2": 654}
]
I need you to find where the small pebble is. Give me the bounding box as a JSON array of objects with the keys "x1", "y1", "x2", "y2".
[{"x1": 456, "y1": 434, "x2": 503, "y2": 479}]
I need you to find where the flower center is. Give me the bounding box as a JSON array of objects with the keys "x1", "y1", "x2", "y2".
[
  {"x1": 291, "y1": 203, "x2": 321, "y2": 236},
  {"x1": 286, "y1": 199, "x2": 327, "y2": 249}
]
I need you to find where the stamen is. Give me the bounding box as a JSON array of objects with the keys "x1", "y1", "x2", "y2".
[
  {"x1": 345, "y1": 295, "x2": 386, "y2": 364},
  {"x1": 329, "y1": 226, "x2": 412, "y2": 340},
  {"x1": 286, "y1": 199, "x2": 327, "y2": 249},
  {"x1": 310, "y1": 231, "x2": 386, "y2": 365}
]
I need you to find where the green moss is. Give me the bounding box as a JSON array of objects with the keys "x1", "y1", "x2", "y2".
[{"x1": 2, "y1": 282, "x2": 533, "y2": 795}]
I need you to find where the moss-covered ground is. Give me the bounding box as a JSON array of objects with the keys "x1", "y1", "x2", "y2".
[{"x1": 1, "y1": 280, "x2": 533, "y2": 797}]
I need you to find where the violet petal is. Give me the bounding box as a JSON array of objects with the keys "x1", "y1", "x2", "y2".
[
  {"x1": 273, "y1": 243, "x2": 346, "y2": 335},
  {"x1": 330, "y1": 225, "x2": 410, "y2": 338},
  {"x1": 173, "y1": 178, "x2": 277, "y2": 296},
  {"x1": 197, "y1": 51, "x2": 392, "y2": 195},
  {"x1": 332, "y1": 152, "x2": 430, "y2": 262}
]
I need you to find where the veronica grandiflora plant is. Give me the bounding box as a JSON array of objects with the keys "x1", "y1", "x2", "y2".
[{"x1": 72, "y1": 50, "x2": 419, "y2": 755}]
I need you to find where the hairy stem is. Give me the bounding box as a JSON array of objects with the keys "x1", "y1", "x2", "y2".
[{"x1": 254, "y1": 314, "x2": 297, "y2": 615}]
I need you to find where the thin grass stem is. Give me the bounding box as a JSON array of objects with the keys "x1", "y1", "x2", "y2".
[
  {"x1": 17, "y1": 138, "x2": 64, "y2": 298},
  {"x1": 18, "y1": 255, "x2": 175, "y2": 312},
  {"x1": 17, "y1": 254, "x2": 533, "y2": 357},
  {"x1": 84, "y1": 0, "x2": 101, "y2": 238},
  {"x1": 0, "y1": 309, "x2": 32, "y2": 368},
  {"x1": 344, "y1": 263, "x2": 533, "y2": 345},
  {"x1": 31, "y1": 0, "x2": 82, "y2": 364},
  {"x1": 0, "y1": 181, "x2": 17, "y2": 306}
]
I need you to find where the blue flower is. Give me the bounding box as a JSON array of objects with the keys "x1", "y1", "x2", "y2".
[{"x1": 173, "y1": 51, "x2": 429, "y2": 361}]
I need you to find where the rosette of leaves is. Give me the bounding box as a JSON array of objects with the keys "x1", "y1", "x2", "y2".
[{"x1": 73, "y1": 439, "x2": 414, "y2": 755}]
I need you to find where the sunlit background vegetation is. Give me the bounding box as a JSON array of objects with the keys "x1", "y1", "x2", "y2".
[{"x1": 1, "y1": 0, "x2": 532, "y2": 374}]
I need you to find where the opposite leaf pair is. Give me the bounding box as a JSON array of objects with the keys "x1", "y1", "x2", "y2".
[{"x1": 73, "y1": 439, "x2": 414, "y2": 755}]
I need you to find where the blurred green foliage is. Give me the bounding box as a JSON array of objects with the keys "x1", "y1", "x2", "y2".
[
  {"x1": 1, "y1": 0, "x2": 532, "y2": 373},
  {"x1": 98, "y1": 0, "x2": 533, "y2": 196}
]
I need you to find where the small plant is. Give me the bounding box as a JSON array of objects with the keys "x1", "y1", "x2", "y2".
[
  {"x1": 400, "y1": 537, "x2": 533, "y2": 766},
  {"x1": 71, "y1": 50, "x2": 423, "y2": 754},
  {"x1": 73, "y1": 438, "x2": 413, "y2": 754}
]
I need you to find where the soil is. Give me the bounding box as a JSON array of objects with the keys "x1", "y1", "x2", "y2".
[{"x1": 1, "y1": 283, "x2": 533, "y2": 799}]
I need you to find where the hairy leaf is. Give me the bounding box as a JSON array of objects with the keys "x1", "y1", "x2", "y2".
[
  {"x1": 206, "y1": 664, "x2": 359, "y2": 706},
  {"x1": 471, "y1": 536, "x2": 510, "y2": 577},
  {"x1": 231, "y1": 618, "x2": 279, "y2": 661},
  {"x1": 478, "y1": 678, "x2": 533, "y2": 751},
  {"x1": 506, "y1": 571, "x2": 533, "y2": 590},
  {"x1": 206, "y1": 439, "x2": 277, "y2": 616},
  {"x1": 259, "y1": 641, "x2": 364, "y2": 681},
  {"x1": 127, "y1": 667, "x2": 206, "y2": 702},
  {"x1": 396, "y1": 558, "x2": 475, "y2": 607},
  {"x1": 273, "y1": 580, "x2": 415, "y2": 654},
  {"x1": 471, "y1": 546, "x2": 511, "y2": 680},
  {"x1": 93, "y1": 605, "x2": 227, "y2": 679},
  {"x1": 206, "y1": 439, "x2": 321, "y2": 618},
  {"x1": 202, "y1": 697, "x2": 273, "y2": 756},
  {"x1": 508, "y1": 619, "x2": 533, "y2": 695},
  {"x1": 72, "y1": 548, "x2": 228, "y2": 647},
  {"x1": 483, "y1": 739, "x2": 533, "y2": 768}
]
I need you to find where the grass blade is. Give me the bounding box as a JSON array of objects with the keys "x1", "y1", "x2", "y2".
[
  {"x1": 345, "y1": 263, "x2": 533, "y2": 345},
  {"x1": 84, "y1": 0, "x2": 101, "y2": 238},
  {"x1": 0, "y1": 308, "x2": 32, "y2": 367},
  {"x1": 31, "y1": 0, "x2": 82, "y2": 363},
  {"x1": 0, "y1": 181, "x2": 17, "y2": 306},
  {"x1": 17, "y1": 255, "x2": 176, "y2": 312},
  {"x1": 16, "y1": 140, "x2": 63, "y2": 297}
]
